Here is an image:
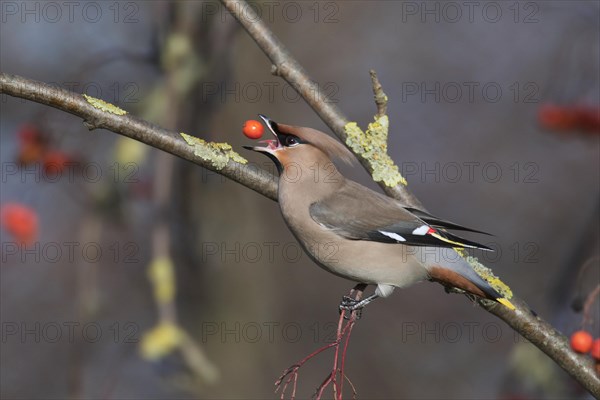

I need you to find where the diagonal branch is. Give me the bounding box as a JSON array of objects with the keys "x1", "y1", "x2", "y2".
[{"x1": 0, "y1": 72, "x2": 278, "y2": 201}]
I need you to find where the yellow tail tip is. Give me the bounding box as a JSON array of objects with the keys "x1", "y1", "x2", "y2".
[{"x1": 497, "y1": 298, "x2": 516, "y2": 310}]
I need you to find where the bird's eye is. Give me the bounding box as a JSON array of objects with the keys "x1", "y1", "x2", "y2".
[{"x1": 285, "y1": 135, "x2": 300, "y2": 147}]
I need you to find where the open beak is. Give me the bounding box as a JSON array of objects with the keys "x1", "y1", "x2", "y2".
[{"x1": 242, "y1": 114, "x2": 282, "y2": 155}]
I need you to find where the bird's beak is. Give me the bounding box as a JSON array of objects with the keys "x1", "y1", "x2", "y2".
[{"x1": 242, "y1": 114, "x2": 283, "y2": 155}]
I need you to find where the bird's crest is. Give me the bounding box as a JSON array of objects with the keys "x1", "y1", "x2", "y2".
[{"x1": 275, "y1": 123, "x2": 356, "y2": 165}]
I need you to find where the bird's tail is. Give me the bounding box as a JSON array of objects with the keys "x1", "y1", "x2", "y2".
[{"x1": 418, "y1": 247, "x2": 515, "y2": 310}]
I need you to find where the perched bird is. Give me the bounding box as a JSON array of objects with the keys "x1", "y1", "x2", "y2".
[{"x1": 244, "y1": 115, "x2": 514, "y2": 311}]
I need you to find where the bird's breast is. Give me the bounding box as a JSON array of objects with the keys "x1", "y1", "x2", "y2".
[{"x1": 278, "y1": 194, "x2": 428, "y2": 286}]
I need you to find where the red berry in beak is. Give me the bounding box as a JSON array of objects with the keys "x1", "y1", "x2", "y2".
[{"x1": 243, "y1": 120, "x2": 264, "y2": 139}]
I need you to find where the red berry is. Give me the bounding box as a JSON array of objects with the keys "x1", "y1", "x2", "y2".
[
  {"x1": 538, "y1": 104, "x2": 576, "y2": 131},
  {"x1": 17, "y1": 124, "x2": 42, "y2": 145},
  {"x1": 16, "y1": 124, "x2": 48, "y2": 166},
  {"x1": 538, "y1": 103, "x2": 600, "y2": 135},
  {"x1": 0, "y1": 203, "x2": 38, "y2": 245},
  {"x1": 43, "y1": 151, "x2": 71, "y2": 174},
  {"x1": 242, "y1": 120, "x2": 264, "y2": 139},
  {"x1": 17, "y1": 142, "x2": 45, "y2": 165},
  {"x1": 591, "y1": 339, "x2": 600, "y2": 360},
  {"x1": 570, "y1": 330, "x2": 593, "y2": 353}
]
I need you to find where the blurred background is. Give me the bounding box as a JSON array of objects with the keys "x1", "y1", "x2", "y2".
[{"x1": 1, "y1": 1, "x2": 599, "y2": 399}]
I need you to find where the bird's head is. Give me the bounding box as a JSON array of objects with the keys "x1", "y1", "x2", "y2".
[{"x1": 243, "y1": 115, "x2": 355, "y2": 174}]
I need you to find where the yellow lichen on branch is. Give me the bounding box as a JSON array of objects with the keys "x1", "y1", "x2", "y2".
[
  {"x1": 454, "y1": 248, "x2": 514, "y2": 301},
  {"x1": 344, "y1": 116, "x2": 407, "y2": 187},
  {"x1": 470, "y1": 256, "x2": 514, "y2": 300},
  {"x1": 82, "y1": 94, "x2": 127, "y2": 115},
  {"x1": 180, "y1": 132, "x2": 247, "y2": 170}
]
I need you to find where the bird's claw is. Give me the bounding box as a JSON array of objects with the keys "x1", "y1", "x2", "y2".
[{"x1": 338, "y1": 296, "x2": 364, "y2": 320}]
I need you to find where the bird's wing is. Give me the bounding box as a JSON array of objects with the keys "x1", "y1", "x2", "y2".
[
  {"x1": 309, "y1": 181, "x2": 492, "y2": 250},
  {"x1": 402, "y1": 207, "x2": 492, "y2": 235}
]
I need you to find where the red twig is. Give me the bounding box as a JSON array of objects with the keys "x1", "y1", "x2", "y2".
[
  {"x1": 274, "y1": 341, "x2": 338, "y2": 399},
  {"x1": 339, "y1": 317, "x2": 355, "y2": 398},
  {"x1": 343, "y1": 373, "x2": 358, "y2": 400},
  {"x1": 275, "y1": 286, "x2": 364, "y2": 400}
]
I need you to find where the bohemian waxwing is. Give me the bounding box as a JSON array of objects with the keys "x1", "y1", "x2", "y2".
[{"x1": 244, "y1": 115, "x2": 514, "y2": 312}]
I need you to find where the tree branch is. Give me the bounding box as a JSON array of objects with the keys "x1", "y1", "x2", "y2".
[
  {"x1": 370, "y1": 70, "x2": 388, "y2": 118},
  {"x1": 2, "y1": 19, "x2": 599, "y2": 397},
  {"x1": 0, "y1": 72, "x2": 278, "y2": 201}
]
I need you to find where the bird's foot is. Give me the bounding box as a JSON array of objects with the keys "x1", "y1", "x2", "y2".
[
  {"x1": 338, "y1": 294, "x2": 379, "y2": 320},
  {"x1": 339, "y1": 296, "x2": 363, "y2": 320}
]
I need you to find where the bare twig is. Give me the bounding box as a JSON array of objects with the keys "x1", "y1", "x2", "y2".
[
  {"x1": 274, "y1": 287, "x2": 362, "y2": 400},
  {"x1": 274, "y1": 342, "x2": 336, "y2": 399},
  {"x1": 370, "y1": 70, "x2": 388, "y2": 118},
  {"x1": 0, "y1": 72, "x2": 277, "y2": 201}
]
